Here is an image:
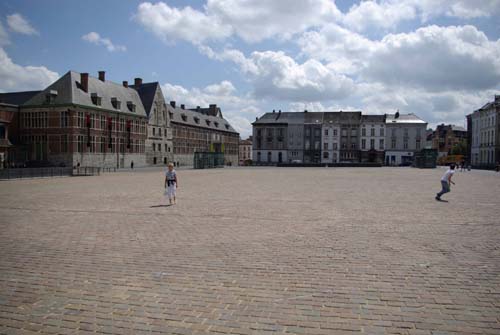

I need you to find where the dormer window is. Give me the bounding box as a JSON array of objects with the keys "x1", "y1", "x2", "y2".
[
  {"x1": 214, "y1": 122, "x2": 219, "y2": 128},
  {"x1": 181, "y1": 114, "x2": 187, "y2": 121},
  {"x1": 194, "y1": 117, "x2": 200, "y2": 124},
  {"x1": 111, "y1": 97, "x2": 121, "y2": 109},
  {"x1": 168, "y1": 112, "x2": 173, "y2": 119},
  {"x1": 91, "y1": 93, "x2": 102, "y2": 106},
  {"x1": 127, "y1": 101, "x2": 136, "y2": 113},
  {"x1": 206, "y1": 120, "x2": 211, "y2": 126},
  {"x1": 225, "y1": 124, "x2": 229, "y2": 130},
  {"x1": 45, "y1": 90, "x2": 58, "y2": 104}
]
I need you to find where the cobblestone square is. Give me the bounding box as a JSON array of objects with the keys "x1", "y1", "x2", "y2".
[{"x1": 1, "y1": 167, "x2": 499, "y2": 334}]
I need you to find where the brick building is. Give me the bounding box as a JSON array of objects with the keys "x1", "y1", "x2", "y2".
[
  {"x1": 169, "y1": 102, "x2": 239, "y2": 166},
  {"x1": 0, "y1": 71, "x2": 148, "y2": 168}
]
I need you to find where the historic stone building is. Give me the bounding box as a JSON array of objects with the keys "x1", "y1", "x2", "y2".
[
  {"x1": 0, "y1": 71, "x2": 148, "y2": 168},
  {"x1": 169, "y1": 102, "x2": 239, "y2": 166},
  {"x1": 429, "y1": 124, "x2": 467, "y2": 158},
  {"x1": 385, "y1": 113, "x2": 427, "y2": 166},
  {"x1": 253, "y1": 110, "x2": 427, "y2": 165},
  {"x1": 253, "y1": 110, "x2": 288, "y2": 164},
  {"x1": 322, "y1": 112, "x2": 340, "y2": 163},
  {"x1": 131, "y1": 79, "x2": 173, "y2": 165},
  {"x1": 360, "y1": 114, "x2": 386, "y2": 164},
  {"x1": 239, "y1": 138, "x2": 252, "y2": 165},
  {"x1": 467, "y1": 95, "x2": 499, "y2": 167}
]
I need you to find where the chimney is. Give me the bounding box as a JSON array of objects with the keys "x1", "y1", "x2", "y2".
[
  {"x1": 122, "y1": 80, "x2": 128, "y2": 88},
  {"x1": 209, "y1": 104, "x2": 217, "y2": 115},
  {"x1": 196, "y1": 106, "x2": 201, "y2": 113},
  {"x1": 304, "y1": 110, "x2": 308, "y2": 113},
  {"x1": 279, "y1": 110, "x2": 281, "y2": 114},
  {"x1": 80, "y1": 73, "x2": 89, "y2": 93},
  {"x1": 495, "y1": 95, "x2": 500, "y2": 102},
  {"x1": 180, "y1": 104, "x2": 185, "y2": 109},
  {"x1": 272, "y1": 109, "x2": 275, "y2": 113},
  {"x1": 134, "y1": 77, "x2": 142, "y2": 86},
  {"x1": 98, "y1": 71, "x2": 105, "y2": 82},
  {"x1": 170, "y1": 101, "x2": 176, "y2": 108}
]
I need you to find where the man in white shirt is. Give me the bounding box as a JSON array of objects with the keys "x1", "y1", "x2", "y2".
[{"x1": 436, "y1": 164, "x2": 456, "y2": 201}]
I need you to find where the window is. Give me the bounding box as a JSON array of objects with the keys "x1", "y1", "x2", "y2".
[
  {"x1": 111, "y1": 98, "x2": 121, "y2": 109},
  {"x1": 342, "y1": 142, "x2": 347, "y2": 149},
  {"x1": 391, "y1": 138, "x2": 396, "y2": 149},
  {"x1": 159, "y1": 128, "x2": 162, "y2": 137},
  {"x1": 323, "y1": 143, "x2": 328, "y2": 150},
  {"x1": 91, "y1": 93, "x2": 102, "y2": 106},
  {"x1": 153, "y1": 128, "x2": 156, "y2": 136},
  {"x1": 323, "y1": 152, "x2": 329, "y2": 159},
  {"x1": 416, "y1": 139, "x2": 421, "y2": 150},
  {"x1": 153, "y1": 143, "x2": 156, "y2": 151},
  {"x1": 206, "y1": 120, "x2": 211, "y2": 126},
  {"x1": 214, "y1": 122, "x2": 219, "y2": 128},
  {"x1": 305, "y1": 128, "x2": 311, "y2": 136},
  {"x1": 361, "y1": 139, "x2": 366, "y2": 149},
  {"x1": 314, "y1": 128, "x2": 320, "y2": 137},
  {"x1": 324, "y1": 129, "x2": 328, "y2": 136},
  {"x1": 351, "y1": 129, "x2": 357, "y2": 136},
  {"x1": 305, "y1": 139, "x2": 310, "y2": 150},
  {"x1": 403, "y1": 139, "x2": 409, "y2": 149},
  {"x1": 60, "y1": 111, "x2": 69, "y2": 128},
  {"x1": 342, "y1": 129, "x2": 347, "y2": 137},
  {"x1": 351, "y1": 143, "x2": 356, "y2": 149},
  {"x1": 404, "y1": 128, "x2": 409, "y2": 137},
  {"x1": 392, "y1": 129, "x2": 397, "y2": 137},
  {"x1": 194, "y1": 117, "x2": 200, "y2": 124},
  {"x1": 333, "y1": 129, "x2": 338, "y2": 136},
  {"x1": 416, "y1": 128, "x2": 421, "y2": 137},
  {"x1": 380, "y1": 128, "x2": 384, "y2": 136},
  {"x1": 314, "y1": 141, "x2": 320, "y2": 150},
  {"x1": 127, "y1": 102, "x2": 136, "y2": 113},
  {"x1": 158, "y1": 143, "x2": 161, "y2": 152},
  {"x1": 379, "y1": 139, "x2": 384, "y2": 150},
  {"x1": 371, "y1": 128, "x2": 375, "y2": 137},
  {"x1": 362, "y1": 128, "x2": 366, "y2": 136},
  {"x1": 370, "y1": 139, "x2": 375, "y2": 149},
  {"x1": 61, "y1": 135, "x2": 68, "y2": 153},
  {"x1": 0, "y1": 125, "x2": 5, "y2": 139},
  {"x1": 333, "y1": 143, "x2": 338, "y2": 150}
]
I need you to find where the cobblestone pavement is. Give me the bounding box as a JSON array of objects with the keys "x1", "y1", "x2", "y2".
[{"x1": 0, "y1": 167, "x2": 499, "y2": 335}]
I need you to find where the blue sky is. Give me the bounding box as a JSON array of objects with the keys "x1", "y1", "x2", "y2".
[{"x1": 1, "y1": 0, "x2": 499, "y2": 137}]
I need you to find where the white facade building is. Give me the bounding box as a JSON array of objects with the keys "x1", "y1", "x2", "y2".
[
  {"x1": 468, "y1": 96, "x2": 499, "y2": 167},
  {"x1": 321, "y1": 123, "x2": 340, "y2": 163},
  {"x1": 385, "y1": 113, "x2": 427, "y2": 166}
]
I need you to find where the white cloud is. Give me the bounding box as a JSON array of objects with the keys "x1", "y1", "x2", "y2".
[
  {"x1": 6, "y1": 13, "x2": 38, "y2": 35},
  {"x1": 0, "y1": 48, "x2": 59, "y2": 92},
  {"x1": 202, "y1": 47, "x2": 355, "y2": 101},
  {"x1": 343, "y1": 1, "x2": 416, "y2": 32},
  {"x1": 135, "y1": 0, "x2": 340, "y2": 44},
  {"x1": 135, "y1": 2, "x2": 231, "y2": 44},
  {"x1": 82, "y1": 32, "x2": 126, "y2": 52}
]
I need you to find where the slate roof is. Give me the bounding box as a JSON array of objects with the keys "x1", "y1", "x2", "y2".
[
  {"x1": 130, "y1": 82, "x2": 159, "y2": 117},
  {"x1": 23, "y1": 71, "x2": 147, "y2": 117},
  {"x1": 168, "y1": 105, "x2": 238, "y2": 134},
  {"x1": 361, "y1": 114, "x2": 386, "y2": 123},
  {"x1": 253, "y1": 111, "x2": 292, "y2": 124},
  {"x1": 0, "y1": 91, "x2": 41, "y2": 106},
  {"x1": 385, "y1": 113, "x2": 426, "y2": 124}
]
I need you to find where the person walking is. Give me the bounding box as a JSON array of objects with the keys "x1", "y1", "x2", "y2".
[
  {"x1": 164, "y1": 163, "x2": 178, "y2": 205},
  {"x1": 436, "y1": 164, "x2": 456, "y2": 201}
]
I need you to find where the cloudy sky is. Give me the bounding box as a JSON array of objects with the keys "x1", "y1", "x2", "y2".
[{"x1": 1, "y1": 0, "x2": 499, "y2": 137}]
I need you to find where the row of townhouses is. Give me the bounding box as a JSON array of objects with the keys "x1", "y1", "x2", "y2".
[
  {"x1": 0, "y1": 70, "x2": 239, "y2": 168},
  {"x1": 467, "y1": 95, "x2": 500, "y2": 167},
  {"x1": 252, "y1": 110, "x2": 427, "y2": 165}
]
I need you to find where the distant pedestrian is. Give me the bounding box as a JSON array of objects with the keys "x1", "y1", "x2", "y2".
[
  {"x1": 164, "y1": 163, "x2": 178, "y2": 205},
  {"x1": 131, "y1": 161, "x2": 134, "y2": 169},
  {"x1": 436, "y1": 164, "x2": 456, "y2": 201}
]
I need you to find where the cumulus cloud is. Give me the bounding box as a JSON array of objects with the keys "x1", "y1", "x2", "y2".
[
  {"x1": 0, "y1": 48, "x2": 59, "y2": 92},
  {"x1": 201, "y1": 47, "x2": 355, "y2": 101},
  {"x1": 135, "y1": 0, "x2": 340, "y2": 44},
  {"x1": 82, "y1": 32, "x2": 126, "y2": 52},
  {"x1": 6, "y1": 13, "x2": 38, "y2": 35}
]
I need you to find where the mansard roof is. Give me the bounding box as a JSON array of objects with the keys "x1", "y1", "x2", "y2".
[
  {"x1": 168, "y1": 105, "x2": 238, "y2": 134},
  {"x1": 23, "y1": 71, "x2": 147, "y2": 117}
]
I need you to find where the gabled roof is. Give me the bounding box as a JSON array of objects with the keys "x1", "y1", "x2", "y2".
[
  {"x1": 0, "y1": 91, "x2": 41, "y2": 106},
  {"x1": 168, "y1": 105, "x2": 238, "y2": 134},
  {"x1": 23, "y1": 71, "x2": 147, "y2": 117},
  {"x1": 130, "y1": 82, "x2": 159, "y2": 117}
]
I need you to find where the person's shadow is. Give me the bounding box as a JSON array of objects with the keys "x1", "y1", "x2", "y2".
[
  {"x1": 150, "y1": 204, "x2": 172, "y2": 208},
  {"x1": 435, "y1": 199, "x2": 449, "y2": 203}
]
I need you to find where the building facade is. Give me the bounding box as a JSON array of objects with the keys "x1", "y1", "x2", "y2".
[
  {"x1": 239, "y1": 138, "x2": 252, "y2": 165},
  {"x1": 468, "y1": 95, "x2": 499, "y2": 167},
  {"x1": 360, "y1": 115, "x2": 385, "y2": 164},
  {"x1": 131, "y1": 79, "x2": 173, "y2": 165},
  {"x1": 253, "y1": 110, "x2": 424, "y2": 165},
  {"x1": 0, "y1": 71, "x2": 148, "y2": 168},
  {"x1": 385, "y1": 113, "x2": 427, "y2": 166},
  {"x1": 170, "y1": 103, "x2": 239, "y2": 166},
  {"x1": 429, "y1": 124, "x2": 467, "y2": 158}
]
